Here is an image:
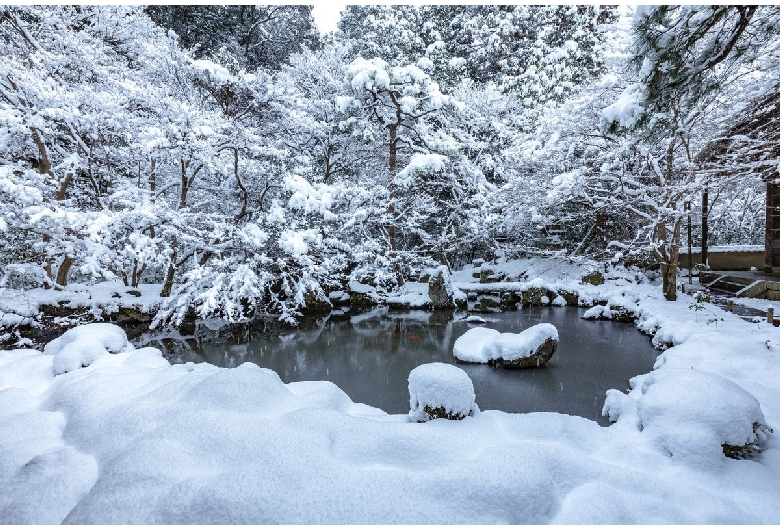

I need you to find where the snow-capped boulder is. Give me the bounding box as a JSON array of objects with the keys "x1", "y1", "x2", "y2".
[
  {"x1": 348, "y1": 279, "x2": 381, "y2": 310},
  {"x1": 44, "y1": 323, "x2": 132, "y2": 376},
  {"x1": 635, "y1": 370, "x2": 771, "y2": 463},
  {"x1": 427, "y1": 265, "x2": 455, "y2": 309},
  {"x1": 44, "y1": 323, "x2": 129, "y2": 356},
  {"x1": 581, "y1": 270, "x2": 604, "y2": 286},
  {"x1": 408, "y1": 362, "x2": 478, "y2": 422},
  {"x1": 453, "y1": 327, "x2": 500, "y2": 363},
  {"x1": 582, "y1": 304, "x2": 611, "y2": 320},
  {"x1": 453, "y1": 324, "x2": 559, "y2": 368},
  {"x1": 484, "y1": 323, "x2": 559, "y2": 368}
]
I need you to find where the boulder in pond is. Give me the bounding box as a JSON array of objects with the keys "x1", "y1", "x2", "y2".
[
  {"x1": 452, "y1": 323, "x2": 558, "y2": 369},
  {"x1": 408, "y1": 362, "x2": 478, "y2": 422},
  {"x1": 427, "y1": 265, "x2": 455, "y2": 309}
]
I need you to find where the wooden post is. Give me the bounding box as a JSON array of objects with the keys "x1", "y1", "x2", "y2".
[
  {"x1": 686, "y1": 201, "x2": 692, "y2": 284},
  {"x1": 702, "y1": 185, "x2": 709, "y2": 269},
  {"x1": 768, "y1": 306, "x2": 774, "y2": 325},
  {"x1": 727, "y1": 299, "x2": 733, "y2": 312}
]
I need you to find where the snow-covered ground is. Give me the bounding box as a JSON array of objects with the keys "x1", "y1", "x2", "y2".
[
  {"x1": 1, "y1": 257, "x2": 780, "y2": 523},
  {"x1": 0, "y1": 281, "x2": 163, "y2": 345}
]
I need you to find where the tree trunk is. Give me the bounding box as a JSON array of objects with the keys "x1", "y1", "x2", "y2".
[
  {"x1": 31, "y1": 128, "x2": 52, "y2": 176},
  {"x1": 657, "y1": 218, "x2": 682, "y2": 301},
  {"x1": 55, "y1": 256, "x2": 74, "y2": 288},
  {"x1": 149, "y1": 158, "x2": 157, "y2": 239},
  {"x1": 572, "y1": 212, "x2": 606, "y2": 256},
  {"x1": 388, "y1": 124, "x2": 404, "y2": 286},
  {"x1": 160, "y1": 236, "x2": 178, "y2": 298}
]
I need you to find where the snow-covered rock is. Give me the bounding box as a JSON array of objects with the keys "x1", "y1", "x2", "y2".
[
  {"x1": 408, "y1": 362, "x2": 477, "y2": 422},
  {"x1": 453, "y1": 327, "x2": 500, "y2": 363},
  {"x1": 609, "y1": 369, "x2": 770, "y2": 465},
  {"x1": 453, "y1": 324, "x2": 559, "y2": 368},
  {"x1": 427, "y1": 265, "x2": 454, "y2": 309},
  {"x1": 44, "y1": 323, "x2": 129, "y2": 357},
  {"x1": 45, "y1": 323, "x2": 133, "y2": 375},
  {"x1": 583, "y1": 304, "x2": 612, "y2": 320}
]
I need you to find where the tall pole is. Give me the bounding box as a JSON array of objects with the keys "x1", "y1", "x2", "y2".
[
  {"x1": 701, "y1": 185, "x2": 709, "y2": 269},
  {"x1": 686, "y1": 201, "x2": 692, "y2": 284}
]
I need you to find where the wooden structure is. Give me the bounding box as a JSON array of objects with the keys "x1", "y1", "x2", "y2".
[
  {"x1": 697, "y1": 83, "x2": 780, "y2": 272},
  {"x1": 767, "y1": 183, "x2": 780, "y2": 270}
]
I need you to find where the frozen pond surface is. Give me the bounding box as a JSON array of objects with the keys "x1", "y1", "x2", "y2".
[{"x1": 140, "y1": 307, "x2": 660, "y2": 426}]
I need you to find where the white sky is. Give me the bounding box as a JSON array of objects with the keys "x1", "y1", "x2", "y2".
[{"x1": 311, "y1": 2, "x2": 348, "y2": 34}]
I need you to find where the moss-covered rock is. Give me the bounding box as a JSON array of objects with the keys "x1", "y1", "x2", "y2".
[
  {"x1": 499, "y1": 291, "x2": 521, "y2": 310},
  {"x1": 557, "y1": 289, "x2": 579, "y2": 306},
  {"x1": 609, "y1": 305, "x2": 637, "y2": 324},
  {"x1": 39, "y1": 301, "x2": 80, "y2": 318},
  {"x1": 522, "y1": 287, "x2": 554, "y2": 307},
  {"x1": 479, "y1": 269, "x2": 504, "y2": 284},
  {"x1": 478, "y1": 297, "x2": 500, "y2": 313},
  {"x1": 302, "y1": 289, "x2": 332, "y2": 314},
  {"x1": 581, "y1": 270, "x2": 605, "y2": 286},
  {"x1": 114, "y1": 306, "x2": 154, "y2": 323},
  {"x1": 428, "y1": 266, "x2": 455, "y2": 309},
  {"x1": 349, "y1": 292, "x2": 378, "y2": 311}
]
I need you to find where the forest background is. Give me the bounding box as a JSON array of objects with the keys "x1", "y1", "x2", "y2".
[{"x1": 1, "y1": 5, "x2": 777, "y2": 325}]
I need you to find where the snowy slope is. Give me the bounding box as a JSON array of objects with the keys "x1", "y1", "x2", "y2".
[{"x1": 1, "y1": 261, "x2": 780, "y2": 524}]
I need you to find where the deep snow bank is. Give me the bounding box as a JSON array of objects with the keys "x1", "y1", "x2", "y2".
[{"x1": 2, "y1": 262, "x2": 780, "y2": 523}]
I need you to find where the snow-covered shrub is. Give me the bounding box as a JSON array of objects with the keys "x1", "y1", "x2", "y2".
[
  {"x1": 408, "y1": 362, "x2": 478, "y2": 422},
  {"x1": 0, "y1": 264, "x2": 46, "y2": 290}
]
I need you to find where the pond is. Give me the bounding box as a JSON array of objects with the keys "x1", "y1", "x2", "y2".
[{"x1": 137, "y1": 306, "x2": 660, "y2": 426}]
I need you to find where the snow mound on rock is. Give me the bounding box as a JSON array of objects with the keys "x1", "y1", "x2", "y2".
[
  {"x1": 44, "y1": 323, "x2": 130, "y2": 356},
  {"x1": 44, "y1": 323, "x2": 133, "y2": 375},
  {"x1": 453, "y1": 327, "x2": 500, "y2": 362},
  {"x1": 484, "y1": 323, "x2": 558, "y2": 363},
  {"x1": 453, "y1": 324, "x2": 559, "y2": 364},
  {"x1": 582, "y1": 305, "x2": 611, "y2": 320},
  {"x1": 608, "y1": 369, "x2": 769, "y2": 466},
  {"x1": 408, "y1": 362, "x2": 477, "y2": 422}
]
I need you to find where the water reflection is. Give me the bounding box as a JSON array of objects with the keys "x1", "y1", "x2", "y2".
[{"x1": 138, "y1": 307, "x2": 659, "y2": 426}]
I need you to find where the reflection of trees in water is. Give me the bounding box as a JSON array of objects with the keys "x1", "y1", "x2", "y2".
[
  {"x1": 144, "y1": 337, "x2": 205, "y2": 365},
  {"x1": 139, "y1": 310, "x2": 460, "y2": 382}
]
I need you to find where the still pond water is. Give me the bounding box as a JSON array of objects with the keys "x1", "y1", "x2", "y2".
[{"x1": 139, "y1": 306, "x2": 660, "y2": 426}]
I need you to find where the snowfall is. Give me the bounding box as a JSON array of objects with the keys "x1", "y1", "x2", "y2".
[{"x1": 1, "y1": 257, "x2": 780, "y2": 524}]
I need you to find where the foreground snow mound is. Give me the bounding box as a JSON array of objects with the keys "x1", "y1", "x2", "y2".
[
  {"x1": 606, "y1": 369, "x2": 770, "y2": 465},
  {"x1": 453, "y1": 324, "x2": 559, "y2": 368},
  {"x1": 44, "y1": 323, "x2": 133, "y2": 375},
  {"x1": 408, "y1": 363, "x2": 477, "y2": 422}
]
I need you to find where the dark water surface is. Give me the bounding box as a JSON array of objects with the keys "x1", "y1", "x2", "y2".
[{"x1": 140, "y1": 307, "x2": 660, "y2": 426}]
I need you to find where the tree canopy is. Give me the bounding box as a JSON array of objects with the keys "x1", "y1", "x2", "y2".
[{"x1": 0, "y1": 5, "x2": 775, "y2": 322}]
